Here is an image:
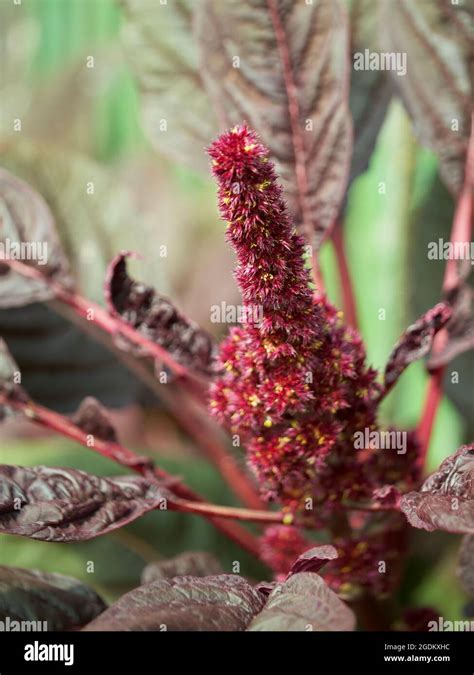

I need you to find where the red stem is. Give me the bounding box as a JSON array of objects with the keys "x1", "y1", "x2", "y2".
[
  {"x1": 171, "y1": 499, "x2": 284, "y2": 524},
  {"x1": 2, "y1": 258, "x2": 265, "y2": 511},
  {"x1": 416, "y1": 113, "x2": 474, "y2": 468},
  {"x1": 5, "y1": 261, "x2": 191, "y2": 378},
  {"x1": 332, "y1": 224, "x2": 359, "y2": 329},
  {"x1": 1, "y1": 394, "x2": 271, "y2": 556},
  {"x1": 416, "y1": 367, "x2": 445, "y2": 471}
]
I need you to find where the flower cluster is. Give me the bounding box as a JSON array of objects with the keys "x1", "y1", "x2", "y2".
[
  {"x1": 208, "y1": 125, "x2": 424, "y2": 597},
  {"x1": 208, "y1": 125, "x2": 386, "y2": 520}
]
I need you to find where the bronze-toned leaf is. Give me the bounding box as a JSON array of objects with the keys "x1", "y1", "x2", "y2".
[
  {"x1": 105, "y1": 252, "x2": 217, "y2": 375},
  {"x1": 382, "y1": 302, "x2": 452, "y2": 393},
  {"x1": 141, "y1": 551, "x2": 223, "y2": 584},
  {"x1": 247, "y1": 572, "x2": 356, "y2": 631},
  {"x1": 0, "y1": 565, "x2": 106, "y2": 630},
  {"x1": 348, "y1": 0, "x2": 393, "y2": 183},
  {"x1": 196, "y1": 0, "x2": 352, "y2": 248},
  {"x1": 121, "y1": 0, "x2": 216, "y2": 172},
  {"x1": 0, "y1": 465, "x2": 170, "y2": 542},
  {"x1": 427, "y1": 279, "x2": 474, "y2": 371},
  {"x1": 400, "y1": 444, "x2": 474, "y2": 534},
  {"x1": 382, "y1": 0, "x2": 472, "y2": 194},
  {"x1": 83, "y1": 574, "x2": 265, "y2": 631},
  {"x1": 0, "y1": 168, "x2": 73, "y2": 307}
]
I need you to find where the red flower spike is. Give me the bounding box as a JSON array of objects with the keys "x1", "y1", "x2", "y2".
[{"x1": 208, "y1": 125, "x2": 381, "y2": 519}]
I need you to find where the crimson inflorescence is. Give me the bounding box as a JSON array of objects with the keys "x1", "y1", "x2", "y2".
[{"x1": 207, "y1": 125, "x2": 423, "y2": 596}]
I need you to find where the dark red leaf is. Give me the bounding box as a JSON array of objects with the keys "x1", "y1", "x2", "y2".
[
  {"x1": 0, "y1": 338, "x2": 29, "y2": 420},
  {"x1": 0, "y1": 565, "x2": 106, "y2": 630},
  {"x1": 383, "y1": 303, "x2": 452, "y2": 392},
  {"x1": 247, "y1": 572, "x2": 356, "y2": 631},
  {"x1": 141, "y1": 552, "x2": 223, "y2": 584},
  {"x1": 0, "y1": 168, "x2": 73, "y2": 307},
  {"x1": 381, "y1": 0, "x2": 472, "y2": 195},
  {"x1": 196, "y1": 0, "x2": 352, "y2": 249},
  {"x1": 287, "y1": 545, "x2": 338, "y2": 577},
  {"x1": 121, "y1": 0, "x2": 216, "y2": 173},
  {"x1": 105, "y1": 252, "x2": 216, "y2": 375},
  {"x1": 400, "y1": 444, "x2": 474, "y2": 534},
  {"x1": 0, "y1": 465, "x2": 170, "y2": 542},
  {"x1": 427, "y1": 280, "x2": 474, "y2": 371},
  {"x1": 254, "y1": 581, "x2": 276, "y2": 598},
  {"x1": 348, "y1": 0, "x2": 393, "y2": 184},
  {"x1": 71, "y1": 396, "x2": 118, "y2": 444},
  {"x1": 83, "y1": 574, "x2": 265, "y2": 631}
]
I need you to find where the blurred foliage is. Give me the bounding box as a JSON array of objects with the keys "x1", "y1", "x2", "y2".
[{"x1": 0, "y1": 0, "x2": 469, "y2": 619}]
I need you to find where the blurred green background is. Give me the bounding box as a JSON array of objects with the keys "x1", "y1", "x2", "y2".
[{"x1": 0, "y1": 0, "x2": 469, "y2": 620}]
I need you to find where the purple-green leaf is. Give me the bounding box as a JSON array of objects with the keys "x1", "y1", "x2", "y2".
[
  {"x1": 427, "y1": 279, "x2": 474, "y2": 371},
  {"x1": 0, "y1": 465, "x2": 170, "y2": 542},
  {"x1": 0, "y1": 168, "x2": 73, "y2": 307},
  {"x1": 383, "y1": 302, "x2": 452, "y2": 393},
  {"x1": 0, "y1": 565, "x2": 106, "y2": 630},
  {"x1": 247, "y1": 572, "x2": 356, "y2": 631},
  {"x1": 400, "y1": 444, "x2": 474, "y2": 534},
  {"x1": 196, "y1": 0, "x2": 352, "y2": 249},
  {"x1": 348, "y1": 0, "x2": 393, "y2": 184},
  {"x1": 121, "y1": 0, "x2": 216, "y2": 173},
  {"x1": 381, "y1": 0, "x2": 472, "y2": 195},
  {"x1": 105, "y1": 251, "x2": 217, "y2": 375},
  {"x1": 83, "y1": 574, "x2": 265, "y2": 631},
  {"x1": 0, "y1": 338, "x2": 28, "y2": 420},
  {"x1": 141, "y1": 551, "x2": 223, "y2": 584},
  {"x1": 287, "y1": 545, "x2": 338, "y2": 577}
]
